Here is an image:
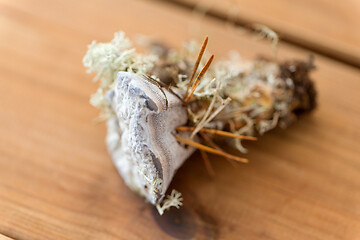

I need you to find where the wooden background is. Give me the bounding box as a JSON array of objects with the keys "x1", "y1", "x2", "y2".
[
  {"x1": 0, "y1": 0, "x2": 359, "y2": 239},
  {"x1": 173, "y1": 0, "x2": 360, "y2": 67}
]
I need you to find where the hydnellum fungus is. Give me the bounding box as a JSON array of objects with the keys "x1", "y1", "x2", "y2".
[{"x1": 83, "y1": 32, "x2": 317, "y2": 214}]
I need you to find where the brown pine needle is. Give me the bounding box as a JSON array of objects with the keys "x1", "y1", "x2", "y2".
[
  {"x1": 200, "y1": 150, "x2": 215, "y2": 177},
  {"x1": 174, "y1": 135, "x2": 248, "y2": 163},
  {"x1": 184, "y1": 54, "x2": 214, "y2": 102},
  {"x1": 176, "y1": 126, "x2": 257, "y2": 141},
  {"x1": 200, "y1": 132, "x2": 225, "y2": 152},
  {"x1": 200, "y1": 132, "x2": 238, "y2": 168},
  {"x1": 185, "y1": 35, "x2": 208, "y2": 99}
]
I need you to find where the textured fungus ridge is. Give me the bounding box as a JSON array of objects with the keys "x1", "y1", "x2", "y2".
[{"x1": 106, "y1": 72, "x2": 195, "y2": 204}]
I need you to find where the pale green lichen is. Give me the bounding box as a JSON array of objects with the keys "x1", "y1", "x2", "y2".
[
  {"x1": 83, "y1": 31, "x2": 158, "y2": 118},
  {"x1": 156, "y1": 189, "x2": 183, "y2": 215}
]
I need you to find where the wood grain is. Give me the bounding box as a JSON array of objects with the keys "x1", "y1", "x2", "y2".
[
  {"x1": 170, "y1": 0, "x2": 360, "y2": 67},
  {"x1": 0, "y1": 234, "x2": 13, "y2": 240},
  {"x1": 0, "y1": 0, "x2": 359, "y2": 239}
]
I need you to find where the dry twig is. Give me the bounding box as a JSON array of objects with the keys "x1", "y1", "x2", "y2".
[
  {"x1": 174, "y1": 135, "x2": 248, "y2": 163},
  {"x1": 177, "y1": 126, "x2": 257, "y2": 141}
]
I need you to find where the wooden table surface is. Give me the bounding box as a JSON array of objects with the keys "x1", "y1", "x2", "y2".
[
  {"x1": 173, "y1": 0, "x2": 360, "y2": 67},
  {"x1": 0, "y1": 0, "x2": 359, "y2": 239}
]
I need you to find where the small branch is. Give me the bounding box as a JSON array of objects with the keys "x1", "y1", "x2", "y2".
[
  {"x1": 174, "y1": 135, "x2": 248, "y2": 163},
  {"x1": 177, "y1": 126, "x2": 257, "y2": 141}
]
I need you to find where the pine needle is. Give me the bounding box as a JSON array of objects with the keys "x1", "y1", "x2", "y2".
[
  {"x1": 200, "y1": 150, "x2": 215, "y2": 177},
  {"x1": 189, "y1": 78, "x2": 222, "y2": 138},
  {"x1": 184, "y1": 54, "x2": 214, "y2": 102},
  {"x1": 185, "y1": 36, "x2": 208, "y2": 98},
  {"x1": 191, "y1": 97, "x2": 231, "y2": 138},
  {"x1": 177, "y1": 126, "x2": 257, "y2": 141},
  {"x1": 174, "y1": 135, "x2": 248, "y2": 163},
  {"x1": 200, "y1": 132, "x2": 237, "y2": 167}
]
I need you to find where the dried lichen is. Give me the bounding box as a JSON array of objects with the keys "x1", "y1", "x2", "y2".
[
  {"x1": 83, "y1": 31, "x2": 158, "y2": 118},
  {"x1": 156, "y1": 189, "x2": 183, "y2": 215},
  {"x1": 253, "y1": 24, "x2": 279, "y2": 55}
]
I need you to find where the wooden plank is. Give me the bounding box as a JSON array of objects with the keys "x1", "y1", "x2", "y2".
[
  {"x1": 170, "y1": 0, "x2": 360, "y2": 67},
  {"x1": 0, "y1": 234, "x2": 14, "y2": 240},
  {"x1": 0, "y1": 0, "x2": 359, "y2": 239}
]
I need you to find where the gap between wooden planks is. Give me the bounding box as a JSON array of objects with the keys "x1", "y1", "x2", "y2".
[
  {"x1": 0, "y1": 0, "x2": 359, "y2": 239},
  {"x1": 163, "y1": 0, "x2": 360, "y2": 68}
]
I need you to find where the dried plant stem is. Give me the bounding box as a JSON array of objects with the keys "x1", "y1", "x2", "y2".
[
  {"x1": 230, "y1": 121, "x2": 247, "y2": 130},
  {"x1": 200, "y1": 132, "x2": 237, "y2": 167},
  {"x1": 174, "y1": 135, "x2": 248, "y2": 163},
  {"x1": 177, "y1": 126, "x2": 257, "y2": 141},
  {"x1": 191, "y1": 97, "x2": 231, "y2": 138},
  {"x1": 185, "y1": 36, "x2": 208, "y2": 98},
  {"x1": 190, "y1": 78, "x2": 221, "y2": 137},
  {"x1": 184, "y1": 54, "x2": 214, "y2": 102},
  {"x1": 200, "y1": 132, "x2": 225, "y2": 152},
  {"x1": 200, "y1": 150, "x2": 215, "y2": 177}
]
